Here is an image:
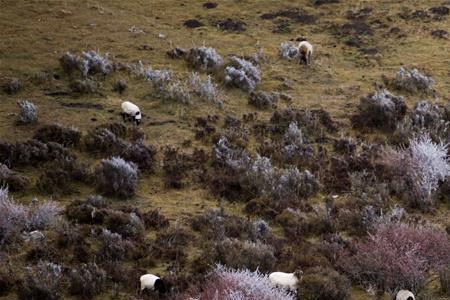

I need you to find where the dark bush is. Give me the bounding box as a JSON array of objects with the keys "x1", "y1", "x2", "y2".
[
  {"x1": 36, "y1": 169, "x2": 71, "y2": 195},
  {"x1": 298, "y1": 267, "x2": 351, "y2": 300},
  {"x1": 121, "y1": 141, "x2": 156, "y2": 172},
  {"x1": 352, "y1": 89, "x2": 406, "y2": 131},
  {"x1": 65, "y1": 196, "x2": 107, "y2": 225},
  {"x1": 3, "y1": 78, "x2": 22, "y2": 94},
  {"x1": 71, "y1": 79, "x2": 99, "y2": 94},
  {"x1": 33, "y1": 124, "x2": 81, "y2": 147},
  {"x1": 5, "y1": 139, "x2": 70, "y2": 167},
  {"x1": 113, "y1": 79, "x2": 127, "y2": 94},
  {"x1": 59, "y1": 52, "x2": 79, "y2": 74},
  {"x1": 248, "y1": 91, "x2": 278, "y2": 109},
  {"x1": 19, "y1": 261, "x2": 64, "y2": 300},
  {"x1": 104, "y1": 210, "x2": 144, "y2": 240},
  {"x1": 69, "y1": 262, "x2": 107, "y2": 299},
  {"x1": 215, "y1": 238, "x2": 276, "y2": 272},
  {"x1": 186, "y1": 47, "x2": 222, "y2": 71},
  {"x1": 163, "y1": 146, "x2": 192, "y2": 188},
  {"x1": 142, "y1": 208, "x2": 170, "y2": 229},
  {"x1": 94, "y1": 156, "x2": 138, "y2": 199},
  {"x1": 84, "y1": 128, "x2": 125, "y2": 154},
  {"x1": 0, "y1": 265, "x2": 15, "y2": 296},
  {"x1": 98, "y1": 229, "x2": 132, "y2": 261},
  {"x1": 0, "y1": 163, "x2": 27, "y2": 191}
]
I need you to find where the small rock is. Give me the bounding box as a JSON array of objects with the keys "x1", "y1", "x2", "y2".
[
  {"x1": 184, "y1": 19, "x2": 205, "y2": 28},
  {"x1": 431, "y1": 29, "x2": 449, "y2": 39},
  {"x1": 158, "y1": 33, "x2": 166, "y2": 39},
  {"x1": 203, "y1": 2, "x2": 218, "y2": 9}
]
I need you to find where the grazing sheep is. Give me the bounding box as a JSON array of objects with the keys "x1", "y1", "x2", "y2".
[
  {"x1": 139, "y1": 274, "x2": 167, "y2": 293},
  {"x1": 395, "y1": 290, "x2": 415, "y2": 300},
  {"x1": 121, "y1": 101, "x2": 141, "y2": 125},
  {"x1": 269, "y1": 270, "x2": 303, "y2": 292},
  {"x1": 298, "y1": 41, "x2": 313, "y2": 65}
]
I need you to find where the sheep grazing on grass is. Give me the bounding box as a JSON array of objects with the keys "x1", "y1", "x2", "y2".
[
  {"x1": 395, "y1": 290, "x2": 415, "y2": 300},
  {"x1": 121, "y1": 101, "x2": 141, "y2": 125},
  {"x1": 269, "y1": 270, "x2": 303, "y2": 292},
  {"x1": 139, "y1": 274, "x2": 167, "y2": 294},
  {"x1": 298, "y1": 41, "x2": 313, "y2": 65}
]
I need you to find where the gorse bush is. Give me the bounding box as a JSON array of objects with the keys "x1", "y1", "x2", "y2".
[
  {"x1": 95, "y1": 156, "x2": 138, "y2": 199},
  {"x1": 19, "y1": 261, "x2": 63, "y2": 300},
  {"x1": 183, "y1": 264, "x2": 296, "y2": 300},
  {"x1": 395, "y1": 67, "x2": 434, "y2": 93},
  {"x1": 17, "y1": 100, "x2": 38, "y2": 124},
  {"x1": 224, "y1": 56, "x2": 261, "y2": 92},
  {"x1": 338, "y1": 223, "x2": 450, "y2": 294}
]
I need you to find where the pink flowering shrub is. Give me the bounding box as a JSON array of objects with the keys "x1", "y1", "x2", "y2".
[
  {"x1": 338, "y1": 223, "x2": 450, "y2": 293},
  {"x1": 184, "y1": 264, "x2": 296, "y2": 300}
]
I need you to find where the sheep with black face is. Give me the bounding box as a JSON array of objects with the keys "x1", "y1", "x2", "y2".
[
  {"x1": 395, "y1": 290, "x2": 415, "y2": 300},
  {"x1": 121, "y1": 101, "x2": 142, "y2": 125},
  {"x1": 139, "y1": 274, "x2": 167, "y2": 294}
]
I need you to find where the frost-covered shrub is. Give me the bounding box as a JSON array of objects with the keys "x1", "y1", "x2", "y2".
[
  {"x1": 216, "y1": 238, "x2": 277, "y2": 272},
  {"x1": 278, "y1": 42, "x2": 299, "y2": 60},
  {"x1": 186, "y1": 46, "x2": 223, "y2": 71},
  {"x1": 224, "y1": 56, "x2": 261, "y2": 92},
  {"x1": 411, "y1": 100, "x2": 443, "y2": 128},
  {"x1": 17, "y1": 100, "x2": 38, "y2": 124},
  {"x1": 395, "y1": 67, "x2": 434, "y2": 93},
  {"x1": 299, "y1": 267, "x2": 351, "y2": 300},
  {"x1": 338, "y1": 223, "x2": 450, "y2": 294},
  {"x1": 163, "y1": 80, "x2": 191, "y2": 104},
  {"x1": 69, "y1": 262, "x2": 107, "y2": 299},
  {"x1": 0, "y1": 163, "x2": 27, "y2": 191},
  {"x1": 144, "y1": 67, "x2": 172, "y2": 91},
  {"x1": 104, "y1": 210, "x2": 144, "y2": 240},
  {"x1": 188, "y1": 72, "x2": 223, "y2": 107},
  {"x1": 33, "y1": 124, "x2": 81, "y2": 147},
  {"x1": 94, "y1": 156, "x2": 138, "y2": 199},
  {"x1": 213, "y1": 137, "x2": 251, "y2": 172},
  {"x1": 78, "y1": 50, "x2": 113, "y2": 77},
  {"x1": 353, "y1": 89, "x2": 406, "y2": 130},
  {"x1": 281, "y1": 122, "x2": 314, "y2": 163},
  {"x1": 120, "y1": 141, "x2": 156, "y2": 172},
  {"x1": 184, "y1": 264, "x2": 296, "y2": 300},
  {"x1": 19, "y1": 261, "x2": 63, "y2": 300},
  {"x1": 384, "y1": 134, "x2": 450, "y2": 208},
  {"x1": 248, "y1": 91, "x2": 278, "y2": 109},
  {"x1": 0, "y1": 188, "x2": 60, "y2": 244},
  {"x1": 84, "y1": 128, "x2": 125, "y2": 154}
]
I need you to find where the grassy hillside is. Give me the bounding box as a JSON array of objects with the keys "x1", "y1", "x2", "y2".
[{"x1": 1, "y1": 0, "x2": 450, "y2": 299}]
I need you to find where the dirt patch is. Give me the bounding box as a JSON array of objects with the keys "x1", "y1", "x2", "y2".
[
  {"x1": 59, "y1": 102, "x2": 104, "y2": 110},
  {"x1": 203, "y1": 2, "x2": 217, "y2": 9},
  {"x1": 213, "y1": 18, "x2": 246, "y2": 32},
  {"x1": 314, "y1": 0, "x2": 339, "y2": 6},
  {"x1": 183, "y1": 19, "x2": 205, "y2": 28},
  {"x1": 261, "y1": 8, "x2": 316, "y2": 24},
  {"x1": 430, "y1": 6, "x2": 449, "y2": 16},
  {"x1": 431, "y1": 29, "x2": 449, "y2": 39}
]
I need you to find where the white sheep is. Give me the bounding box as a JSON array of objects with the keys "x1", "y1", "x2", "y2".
[
  {"x1": 268, "y1": 270, "x2": 303, "y2": 292},
  {"x1": 121, "y1": 101, "x2": 142, "y2": 125},
  {"x1": 298, "y1": 41, "x2": 313, "y2": 65},
  {"x1": 139, "y1": 274, "x2": 167, "y2": 293},
  {"x1": 395, "y1": 290, "x2": 415, "y2": 300}
]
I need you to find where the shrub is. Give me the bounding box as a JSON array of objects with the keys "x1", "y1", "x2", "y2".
[
  {"x1": 33, "y1": 124, "x2": 81, "y2": 147},
  {"x1": 70, "y1": 78, "x2": 99, "y2": 94},
  {"x1": 353, "y1": 89, "x2": 406, "y2": 130},
  {"x1": 17, "y1": 100, "x2": 38, "y2": 124},
  {"x1": 78, "y1": 50, "x2": 113, "y2": 77},
  {"x1": 395, "y1": 67, "x2": 434, "y2": 93},
  {"x1": 0, "y1": 163, "x2": 27, "y2": 191},
  {"x1": 183, "y1": 264, "x2": 296, "y2": 300},
  {"x1": 216, "y1": 238, "x2": 276, "y2": 272},
  {"x1": 250, "y1": 219, "x2": 271, "y2": 242},
  {"x1": 19, "y1": 261, "x2": 63, "y2": 300},
  {"x1": 188, "y1": 72, "x2": 223, "y2": 107},
  {"x1": 3, "y1": 78, "x2": 22, "y2": 94},
  {"x1": 120, "y1": 141, "x2": 156, "y2": 171},
  {"x1": 278, "y1": 42, "x2": 299, "y2": 60},
  {"x1": 162, "y1": 80, "x2": 191, "y2": 104},
  {"x1": 98, "y1": 229, "x2": 131, "y2": 261},
  {"x1": 27, "y1": 200, "x2": 61, "y2": 230},
  {"x1": 113, "y1": 79, "x2": 127, "y2": 94},
  {"x1": 298, "y1": 267, "x2": 351, "y2": 300},
  {"x1": 143, "y1": 66, "x2": 172, "y2": 91},
  {"x1": 141, "y1": 208, "x2": 170, "y2": 229},
  {"x1": 65, "y1": 195, "x2": 107, "y2": 225},
  {"x1": 0, "y1": 265, "x2": 15, "y2": 296},
  {"x1": 338, "y1": 223, "x2": 450, "y2": 294},
  {"x1": 384, "y1": 134, "x2": 450, "y2": 208},
  {"x1": 224, "y1": 56, "x2": 261, "y2": 92},
  {"x1": 69, "y1": 262, "x2": 107, "y2": 299},
  {"x1": 59, "y1": 52, "x2": 78, "y2": 74},
  {"x1": 248, "y1": 91, "x2": 278, "y2": 109},
  {"x1": 163, "y1": 146, "x2": 191, "y2": 188},
  {"x1": 152, "y1": 226, "x2": 190, "y2": 265},
  {"x1": 186, "y1": 46, "x2": 223, "y2": 71},
  {"x1": 104, "y1": 210, "x2": 144, "y2": 240},
  {"x1": 94, "y1": 156, "x2": 138, "y2": 199},
  {"x1": 84, "y1": 128, "x2": 125, "y2": 154}
]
